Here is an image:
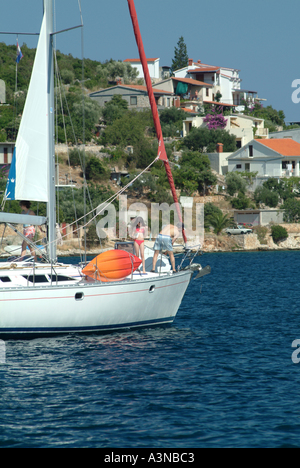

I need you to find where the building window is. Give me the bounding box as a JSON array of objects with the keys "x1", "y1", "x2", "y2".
[
  {"x1": 249, "y1": 145, "x2": 253, "y2": 157},
  {"x1": 206, "y1": 88, "x2": 209, "y2": 97},
  {"x1": 282, "y1": 161, "x2": 295, "y2": 170},
  {"x1": 282, "y1": 161, "x2": 288, "y2": 170},
  {"x1": 130, "y1": 96, "x2": 137, "y2": 106},
  {"x1": 236, "y1": 164, "x2": 242, "y2": 169}
]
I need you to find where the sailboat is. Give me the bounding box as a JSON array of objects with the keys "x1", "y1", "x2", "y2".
[{"x1": 0, "y1": 0, "x2": 211, "y2": 338}]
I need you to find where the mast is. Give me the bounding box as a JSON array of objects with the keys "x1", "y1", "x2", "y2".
[
  {"x1": 127, "y1": 0, "x2": 187, "y2": 244},
  {"x1": 45, "y1": 0, "x2": 56, "y2": 262}
]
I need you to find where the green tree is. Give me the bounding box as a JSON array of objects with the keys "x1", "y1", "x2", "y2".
[
  {"x1": 282, "y1": 198, "x2": 300, "y2": 223},
  {"x1": 174, "y1": 151, "x2": 217, "y2": 195},
  {"x1": 125, "y1": 172, "x2": 157, "y2": 198},
  {"x1": 204, "y1": 203, "x2": 222, "y2": 230},
  {"x1": 85, "y1": 157, "x2": 110, "y2": 182},
  {"x1": 102, "y1": 110, "x2": 153, "y2": 147},
  {"x1": 183, "y1": 127, "x2": 237, "y2": 153},
  {"x1": 60, "y1": 69, "x2": 75, "y2": 85},
  {"x1": 262, "y1": 177, "x2": 294, "y2": 201},
  {"x1": 57, "y1": 184, "x2": 115, "y2": 224},
  {"x1": 171, "y1": 36, "x2": 189, "y2": 72},
  {"x1": 159, "y1": 107, "x2": 186, "y2": 137},
  {"x1": 226, "y1": 172, "x2": 247, "y2": 196},
  {"x1": 207, "y1": 212, "x2": 233, "y2": 235},
  {"x1": 105, "y1": 61, "x2": 139, "y2": 83},
  {"x1": 254, "y1": 186, "x2": 279, "y2": 208},
  {"x1": 102, "y1": 95, "x2": 128, "y2": 125},
  {"x1": 160, "y1": 107, "x2": 186, "y2": 124},
  {"x1": 243, "y1": 103, "x2": 286, "y2": 129},
  {"x1": 231, "y1": 191, "x2": 251, "y2": 210},
  {"x1": 129, "y1": 138, "x2": 157, "y2": 169}
]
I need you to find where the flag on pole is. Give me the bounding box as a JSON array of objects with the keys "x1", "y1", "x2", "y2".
[{"x1": 16, "y1": 42, "x2": 23, "y2": 64}]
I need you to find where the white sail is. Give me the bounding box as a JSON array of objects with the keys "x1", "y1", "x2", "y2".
[{"x1": 14, "y1": 13, "x2": 49, "y2": 202}]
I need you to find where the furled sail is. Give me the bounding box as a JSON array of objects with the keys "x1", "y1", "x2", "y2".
[{"x1": 5, "y1": 13, "x2": 49, "y2": 202}]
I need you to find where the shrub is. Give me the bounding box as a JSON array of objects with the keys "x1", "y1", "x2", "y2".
[
  {"x1": 60, "y1": 69, "x2": 75, "y2": 84},
  {"x1": 226, "y1": 172, "x2": 247, "y2": 196},
  {"x1": 254, "y1": 186, "x2": 279, "y2": 208},
  {"x1": 271, "y1": 225, "x2": 288, "y2": 244},
  {"x1": 69, "y1": 148, "x2": 84, "y2": 167},
  {"x1": 231, "y1": 191, "x2": 251, "y2": 210},
  {"x1": 85, "y1": 157, "x2": 110, "y2": 182},
  {"x1": 203, "y1": 110, "x2": 227, "y2": 130},
  {"x1": 253, "y1": 226, "x2": 268, "y2": 245}
]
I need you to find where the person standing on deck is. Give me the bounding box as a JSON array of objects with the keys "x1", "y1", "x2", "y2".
[
  {"x1": 20, "y1": 201, "x2": 38, "y2": 260},
  {"x1": 130, "y1": 216, "x2": 147, "y2": 274},
  {"x1": 152, "y1": 223, "x2": 184, "y2": 274}
]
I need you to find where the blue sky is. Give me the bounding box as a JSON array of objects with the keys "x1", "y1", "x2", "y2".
[{"x1": 1, "y1": 0, "x2": 300, "y2": 123}]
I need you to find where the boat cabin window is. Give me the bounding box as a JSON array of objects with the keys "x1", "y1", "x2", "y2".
[
  {"x1": 23, "y1": 275, "x2": 49, "y2": 284},
  {"x1": 48, "y1": 275, "x2": 76, "y2": 282},
  {"x1": 0, "y1": 277, "x2": 11, "y2": 283}
]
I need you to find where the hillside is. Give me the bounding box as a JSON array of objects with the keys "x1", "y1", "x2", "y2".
[{"x1": 1, "y1": 41, "x2": 298, "y2": 245}]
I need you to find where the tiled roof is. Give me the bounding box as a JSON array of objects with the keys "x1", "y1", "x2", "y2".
[
  {"x1": 120, "y1": 84, "x2": 172, "y2": 95},
  {"x1": 182, "y1": 108, "x2": 198, "y2": 114},
  {"x1": 188, "y1": 66, "x2": 220, "y2": 73},
  {"x1": 256, "y1": 138, "x2": 300, "y2": 156},
  {"x1": 172, "y1": 77, "x2": 213, "y2": 87}
]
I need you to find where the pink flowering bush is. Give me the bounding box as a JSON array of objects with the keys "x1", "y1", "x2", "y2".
[{"x1": 203, "y1": 110, "x2": 227, "y2": 130}]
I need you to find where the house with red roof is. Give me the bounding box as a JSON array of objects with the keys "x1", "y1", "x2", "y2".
[
  {"x1": 89, "y1": 82, "x2": 174, "y2": 111},
  {"x1": 152, "y1": 76, "x2": 214, "y2": 114},
  {"x1": 174, "y1": 59, "x2": 265, "y2": 111},
  {"x1": 228, "y1": 138, "x2": 300, "y2": 177}
]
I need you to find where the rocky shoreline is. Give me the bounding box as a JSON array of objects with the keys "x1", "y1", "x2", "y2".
[{"x1": 203, "y1": 224, "x2": 300, "y2": 253}]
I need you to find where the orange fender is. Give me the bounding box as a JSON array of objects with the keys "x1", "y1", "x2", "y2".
[{"x1": 82, "y1": 250, "x2": 142, "y2": 282}]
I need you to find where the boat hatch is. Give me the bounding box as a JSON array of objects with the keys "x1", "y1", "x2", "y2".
[{"x1": 0, "y1": 277, "x2": 12, "y2": 283}]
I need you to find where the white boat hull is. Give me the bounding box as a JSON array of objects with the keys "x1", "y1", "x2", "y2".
[{"x1": 0, "y1": 271, "x2": 192, "y2": 337}]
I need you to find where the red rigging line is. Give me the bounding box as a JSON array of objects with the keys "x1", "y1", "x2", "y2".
[{"x1": 127, "y1": 0, "x2": 187, "y2": 244}]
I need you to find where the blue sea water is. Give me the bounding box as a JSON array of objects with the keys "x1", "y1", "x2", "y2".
[{"x1": 1, "y1": 250, "x2": 300, "y2": 448}]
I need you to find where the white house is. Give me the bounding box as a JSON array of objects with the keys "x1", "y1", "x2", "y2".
[
  {"x1": 123, "y1": 58, "x2": 160, "y2": 80},
  {"x1": 183, "y1": 113, "x2": 268, "y2": 147},
  {"x1": 174, "y1": 59, "x2": 264, "y2": 111},
  {"x1": 228, "y1": 138, "x2": 300, "y2": 178},
  {"x1": 152, "y1": 76, "x2": 213, "y2": 103}
]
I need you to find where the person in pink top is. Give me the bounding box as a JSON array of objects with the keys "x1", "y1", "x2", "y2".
[{"x1": 130, "y1": 217, "x2": 147, "y2": 274}]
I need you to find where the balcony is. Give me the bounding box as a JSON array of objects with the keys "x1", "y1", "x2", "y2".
[{"x1": 255, "y1": 128, "x2": 269, "y2": 139}]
